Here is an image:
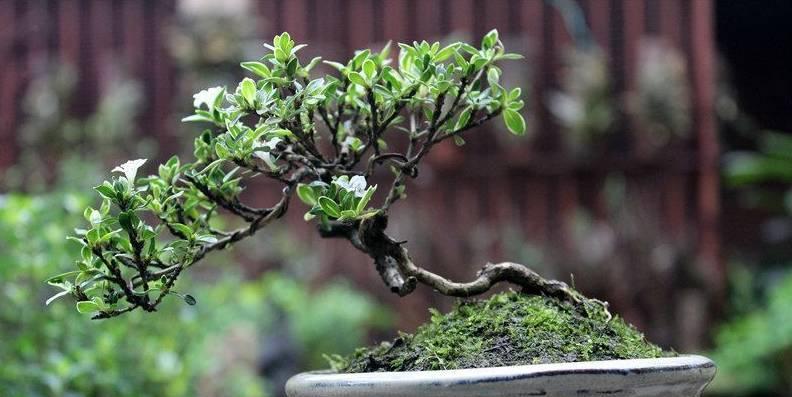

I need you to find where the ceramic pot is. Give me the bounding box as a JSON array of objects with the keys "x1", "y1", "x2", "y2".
[{"x1": 286, "y1": 355, "x2": 715, "y2": 397}]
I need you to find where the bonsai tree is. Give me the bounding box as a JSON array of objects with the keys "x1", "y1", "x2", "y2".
[{"x1": 48, "y1": 30, "x2": 605, "y2": 319}]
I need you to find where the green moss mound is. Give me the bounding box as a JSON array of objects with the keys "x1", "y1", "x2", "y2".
[{"x1": 332, "y1": 291, "x2": 666, "y2": 372}]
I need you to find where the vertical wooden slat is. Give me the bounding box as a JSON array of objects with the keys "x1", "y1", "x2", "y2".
[
  {"x1": 623, "y1": 0, "x2": 643, "y2": 112},
  {"x1": 383, "y1": 0, "x2": 409, "y2": 46},
  {"x1": 122, "y1": 0, "x2": 144, "y2": 76},
  {"x1": 283, "y1": 0, "x2": 308, "y2": 42},
  {"x1": 257, "y1": 0, "x2": 279, "y2": 38},
  {"x1": 0, "y1": 0, "x2": 17, "y2": 170},
  {"x1": 484, "y1": 0, "x2": 512, "y2": 35},
  {"x1": 657, "y1": 0, "x2": 687, "y2": 243},
  {"x1": 152, "y1": 1, "x2": 175, "y2": 148},
  {"x1": 448, "y1": 0, "x2": 474, "y2": 35},
  {"x1": 58, "y1": 0, "x2": 79, "y2": 67},
  {"x1": 348, "y1": 0, "x2": 374, "y2": 49},
  {"x1": 689, "y1": 0, "x2": 721, "y2": 290},
  {"x1": 659, "y1": 0, "x2": 683, "y2": 46},
  {"x1": 91, "y1": 0, "x2": 112, "y2": 95},
  {"x1": 585, "y1": 0, "x2": 610, "y2": 52},
  {"x1": 26, "y1": 0, "x2": 48, "y2": 69},
  {"x1": 415, "y1": 0, "x2": 442, "y2": 40},
  {"x1": 314, "y1": 0, "x2": 345, "y2": 57}
]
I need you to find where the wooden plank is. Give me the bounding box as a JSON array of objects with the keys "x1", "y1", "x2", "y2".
[
  {"x1": 122, "y1": 0, "x2": 145, "y2": 76},
  {"x1": 415, "y1": 0, "x2": 442, "y2": 39},
  {"x1": 448, "y1": 0, "x2": 474, "y2": 35},
  {"x1": 483, "y1": 0, "x2": 512, "y2": 37},
  {"x1": 26, "y1": 0, "x2": 49, "y2": 69},
  {"x1": 152, "y1": 1, "x2": 175, "y2": 148},
  {"x1": 256, "y1": 0, "x2": 279, "y2": 37},
  {"x1": 584, "y1": 0, "x2": 610, "y2": 53},
  {"x1": 347, "y1": 0, "x2": 374, "y2": 49},
  {"x1": 90, "y1": 0, "x2": 112, "y2": 105},
  {"x1": 689, "y1": 0, "x2": 721, "y2": 290},
  {"x1": 383, "y1": 0, "x2": 410, "y2": 43},
  {"x1": 659, "y1": 0, "x2": 683, "y2": 47},
  {"x1": 314, "y1": 0, "x2": 345, "y2": 57},
  {"x1": 282, "y1": 0, "x2": 308, "y2": 42},
  {"x1": 623, "y1": 0, "x2": 645, "y2": 85},
  {"x1": 58, "y1": 0, "x2": 79, "y2": 66}
]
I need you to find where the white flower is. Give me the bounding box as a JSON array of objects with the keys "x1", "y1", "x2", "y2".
[
  {"x1": 112, "y1": 159, "x2": 147, "y2": 183},
  {"x1": 335, "y1": 175, "x2": 368, "y2": 197},
  {"x1": 253, "y1": 137, "x2": 282, "y2": 170},
  {"x1": 192, "y1": 86, "x2": 224, "y2": 110}
]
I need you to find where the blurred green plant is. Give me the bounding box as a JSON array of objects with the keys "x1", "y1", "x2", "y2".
[
  {"x1": 708, "y1": 269, "x2": 792, "y2": 396},
  {"x1": 548, "y1": 46, "x2": 614, "y2": 156},
  {"x1": 709, "y1": 130, "x2": 792, "y2": 396},
  {"x1": 725, "y1": 131, "x2": 792, "y2": 210},
  {"x1": 629, "y1": 39, "x2": 691, "y2": 155},
  {"x1": 0, "y1": 191, "x2": 390, "y2": 396},
  {"x1": 2, "y1": 64, "x2": 156, "y2": 192}
]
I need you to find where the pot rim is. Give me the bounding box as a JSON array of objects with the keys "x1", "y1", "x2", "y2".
[
  {"x1": 295, "y1": 354, "x2": 713, "y2": 377},
  {"x1": 287, "y1": 354, "x2": 715, "y2": 392}
]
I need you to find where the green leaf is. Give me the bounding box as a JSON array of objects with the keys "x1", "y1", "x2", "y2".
[
  {"x1": 487, "y1": 67, "x2": 500, "y2": 86},
  {"x1": 239, "y1": 78, "x2": 257, "y2": 107},
  {"x1": 453, "y1": 135, "x2": 466, "y2": 146},
  {"x1": 46, "y1": 271, "x2": 81, "y2": 287},
  {"x1": 482, "y1": 29, "x2": 499, "y2": 49},
  {"x1": 317, "y1": 196, "x2": 341, "y2": 218},
  {"x1": 498, "y1": 52, "x2": 524, "y2": 60},
  {"x1": 356, "y1": 186, "x2": 377, "y2": 214},
  {"x1": 351, "y1": 49, "x2": 371, "y2": 66},
  {"x1": 509, "y1": 87, "x2": 522, "y2": 101},
  {"x1": 95, "y1": 183, "x2": 116, "y2": 201},
  {"x1": 362, "y1": 59, "x2": 377, "y2": 80},
  {"x1": 454, "y1": 107, "x2": 472, "y2": 130},
  {"x1": 240, "y1": 61, "x2": 271, "y2": 78},
  {"x1": 195, "y1": 234, "x2": 218, "y2": 245},
  {"x1": 434, "y1": 44, "x2": 458, "y2": 62},
  {"x1": 503, "y1": 108, "x2": 526, "y2": 136},
  {"x1": 347, "y1": 71, "x2": 368, "y2": 87},
  {"x1": 181, "y1": 114, "x2": 215, "y2": 123},
  {"x1": 338, "y1": 210, "x2": 357, "y2": 220},
  {"x1": 46, "y1": 290, "x2": 71, "y2": 306},
  {"x1": 183, "y1": 294, "x2": 197, "y2": 306},
  {"x1": 118, "y1": 211, "x2": 134, "y2": 233},
  {"x1": 381, "y1": 67, "x2": 402, "y2": 90},
  {"x1": 171, "y1": 223, "x2": 194, "y2": 239},
  {"x1": 323, "y1": 60, "x2": 346, "y2": 72},
  {"x1": 215, "y1": 142, "x2": 232, "y2": 160},
  {"x1": 296, "y1": 183, "x2": 317, "y2": 206},
  {"x1": 76, "y1": 301, "x2": 101, "y2": 314}
]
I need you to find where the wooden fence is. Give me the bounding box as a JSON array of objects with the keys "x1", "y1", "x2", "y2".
[{"x1": 0, "y1": 0, "x2": 719, "y2": 349}]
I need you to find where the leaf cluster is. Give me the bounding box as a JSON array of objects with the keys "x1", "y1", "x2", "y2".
[{"x1": 48, "y1": 30, "x2": 527, "y2": 318}]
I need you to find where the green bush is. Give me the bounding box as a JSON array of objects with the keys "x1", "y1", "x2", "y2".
[
  {"x1": 708, "y1": 268, "x2": 792, "y2": 396},
  {"x1": 0, "y1": 191, "x2": 390, "y2": 396}
]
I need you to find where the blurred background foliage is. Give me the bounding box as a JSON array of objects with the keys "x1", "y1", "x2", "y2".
[
  {"x1": 0, "y1": 11, "x2": 391, "y2": 393},
  {"x1": 0, "y1": 190, "x2": 391, "y2": 397},
  {"x1": 706, "y1": 131, "x2": 792, "y2": 396}
]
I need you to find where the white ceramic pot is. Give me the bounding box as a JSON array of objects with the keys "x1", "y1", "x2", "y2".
[{"x1": 286, "y1": 355, "x2": 715, "y2": 397}]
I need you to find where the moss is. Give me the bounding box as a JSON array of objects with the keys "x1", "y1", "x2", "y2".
[{"x1": 332, "y1": 291, "x2": 667, "y2": 372}]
